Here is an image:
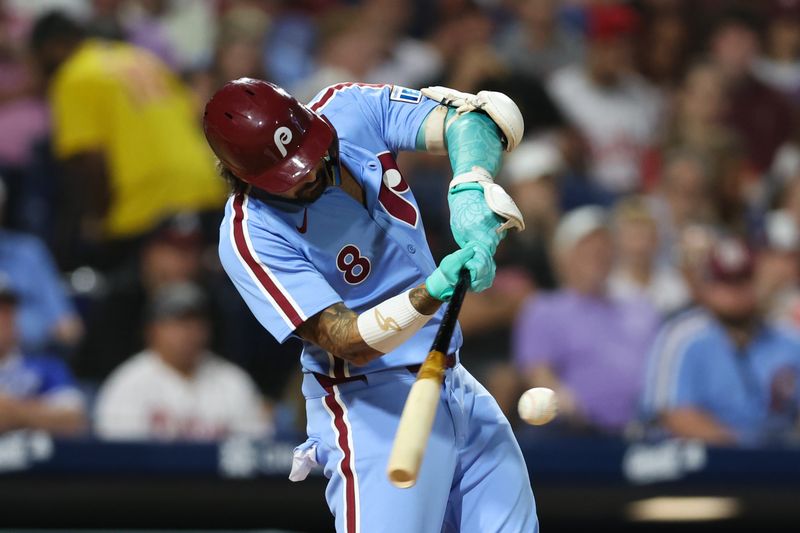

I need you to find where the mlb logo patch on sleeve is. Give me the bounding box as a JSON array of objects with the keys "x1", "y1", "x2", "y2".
[{"x1": 390, "y1": 86, "x2": 422, "y2": 104}]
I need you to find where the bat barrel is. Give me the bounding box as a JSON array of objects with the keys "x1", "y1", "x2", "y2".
[
  {"x1": 386, "y1": 370, "x2": 445, "y2": 488},
  {"x1": 386, "y1": 269, "x2": 470, "y2": 488}
]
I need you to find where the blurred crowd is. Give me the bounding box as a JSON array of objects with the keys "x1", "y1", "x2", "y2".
[{"x1": 2, "y1": 0, "x2": 800, "y2": 448}]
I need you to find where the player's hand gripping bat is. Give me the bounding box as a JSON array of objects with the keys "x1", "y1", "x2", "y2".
[{"x1": 387, "y1": 269, "x2": 470, "y2": 488}]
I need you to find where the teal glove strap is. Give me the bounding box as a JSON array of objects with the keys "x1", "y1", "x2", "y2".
[{"x1": 448, "y1": 183, "x2": 505, "y2": 254}]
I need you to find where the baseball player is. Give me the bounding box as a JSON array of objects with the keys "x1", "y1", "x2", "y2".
[{"x1": 204, "y1": 79, "x2": 537, "y2": 532}]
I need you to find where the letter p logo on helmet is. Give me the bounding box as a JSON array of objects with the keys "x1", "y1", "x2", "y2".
[{"x1": 274, "y1": 126, "x2": 293, "y2": 157}]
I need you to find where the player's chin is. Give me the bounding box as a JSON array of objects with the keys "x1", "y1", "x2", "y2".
[{"x1": 296, "y1": 176, "x2": 327, "y2": 203}]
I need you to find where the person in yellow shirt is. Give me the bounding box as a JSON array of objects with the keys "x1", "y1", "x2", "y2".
[{"x1": 30, "y1": 12, "x2": 225, "y2": 267}]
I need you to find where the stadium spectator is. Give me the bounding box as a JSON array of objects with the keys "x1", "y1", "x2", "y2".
[
  {"x1": 753, "y1": 0, "x2": 800, "y2": 105},
  {"x1": 74, "y1": 212, "x2": 207, "y2": 380},
  {"x1": 29, "y1": 11, "x2": 224, "y2": 270},
  {"x1": 0, "y1": 181, "x2": 83, "y2": 354},
  {"x1": 634, "y1": 3, "x2": 692, "y2": 91},
  {"x1": 709, "y1": 7, "x2": 794, "y2": 173},
  {"x1": 94, "y1": 282, "x2": 271, "y2": 441},
  {"x1": 512, "y1": 206, "x2": 660, "y2": 433},
  {"x1": 546, "y1": 3, "x2": 663, "y2": 195},
  {"x1": 647, "y1": 149, "x2": 716, "y2": 267},
  {"x1": 495, "y1": 0, "x2": 584, "y2": 80},
  {"x1": 609, "y1": 196, "x2": 691, "y2": 316},
  {"x1": 642, "y1": 237, "x2": 800, "y2": 445},
  {"x1": 0, "y1": 4, "x2": 49, "y2": 234},
  {"x1": 0, "y1": 273, "x2": 86, "y2": 436},
  {"x1": 74, "y1": 211, "x2": 300, "y2": 399},
  {"x1": 657, "y1": 61, "x2": 745, "y2": 195},
  {"x1": 0, "y1": 2, "x2": 47, "y2": 171}
]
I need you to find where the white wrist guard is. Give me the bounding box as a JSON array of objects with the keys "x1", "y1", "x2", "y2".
[
  {"x1": 451, "y1": 168, "x2": 526, "y2": 233},
  {"x1": 356, "y1": 289, "x2": 434, "y2": 354},
  {"x1": 421, "y1": 86, "x2": 524, "y2": 151}
]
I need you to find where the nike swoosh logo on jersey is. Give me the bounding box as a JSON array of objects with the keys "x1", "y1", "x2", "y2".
[{"x1": 296, "y1": 208, "x2": 308, "y2": 233}]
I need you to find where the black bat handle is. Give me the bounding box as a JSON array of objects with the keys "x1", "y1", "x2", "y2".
[{"x1": 431, "y1": 269, "x2": 470, "y2": 354}]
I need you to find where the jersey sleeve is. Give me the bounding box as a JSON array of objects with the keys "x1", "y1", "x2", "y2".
[
  {"x1": 641, "y1": 322, "x2": 704, "y2": 418},
  {"x1": 218, "y1": 195, "x2": 342, "y2": 343},
  {"x1": 309, "y1": 84, "x2": 438, "y2": 154}
]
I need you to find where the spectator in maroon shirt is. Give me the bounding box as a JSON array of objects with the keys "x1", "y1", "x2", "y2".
[{"x1": 709, "y1": 7, "x2": 794, "y2": 173}]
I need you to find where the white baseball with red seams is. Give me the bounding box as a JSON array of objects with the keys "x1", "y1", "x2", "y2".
[{"x1": 518, "y1": 387, "x2": 558, "y2": 426}]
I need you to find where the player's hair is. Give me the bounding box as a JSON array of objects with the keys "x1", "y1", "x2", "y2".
[
  {"x1": 216, "y1": 160, "x2": 249, "y2": 195},
  {"x1": 29, "y1": 11, "x2": 86, "y2": 52}
]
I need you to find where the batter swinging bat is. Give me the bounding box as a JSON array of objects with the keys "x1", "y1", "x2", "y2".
[{"x1": 387, "y1": 269, "x2": 470, "y2": 488}]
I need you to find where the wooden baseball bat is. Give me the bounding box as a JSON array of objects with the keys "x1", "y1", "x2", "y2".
[{"x1": 387, "y1": 269, "x2": 470, "y2": 488}]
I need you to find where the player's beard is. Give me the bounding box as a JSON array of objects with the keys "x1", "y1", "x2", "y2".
[{"x1": 295, "y1": 165, "x2": 330, "y2": 203}]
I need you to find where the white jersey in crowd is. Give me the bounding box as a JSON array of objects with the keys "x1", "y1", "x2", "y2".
[
  {"x1": 547, "y1": 65, "x2": 663, "y2": 193},
  {"x1": 95, "y1": 350, "x2": 270, "y2": 441}
]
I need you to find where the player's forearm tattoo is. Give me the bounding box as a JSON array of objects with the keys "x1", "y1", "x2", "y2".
[
  {"x1": 297, "y1": 287, "x2": 441, "y2": 366},
  {"x1": 296, "y1": 303, "x2": 379, "y2": 366},
  {"x1": 409, "y1": 285, "x2": 442, "y2": 315}
]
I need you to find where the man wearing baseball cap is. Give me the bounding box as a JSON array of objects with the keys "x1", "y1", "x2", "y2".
[
  {"x1": 642, "y1": 237, "x2": 800, "y2": 445},
  {"x1": 512, "y1": 206, "x2": 660, "y2": 433},
  {"x1": 94, "y1": 282, "x2": 270, "y2": 441},
  {"x1": 546, "y1": 3, "x2": 663, "y2": 195}
]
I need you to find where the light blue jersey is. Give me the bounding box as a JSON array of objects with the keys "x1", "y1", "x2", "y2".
[
  {"x1": 218, "y1": 83, "x2": 538, "y2": 533},
  {"x1": 642, "y1": 308, "x2": 800, "y2": 444},
  {"x1": 219, "y1": 83, "x2": 461, "y2": 378}
]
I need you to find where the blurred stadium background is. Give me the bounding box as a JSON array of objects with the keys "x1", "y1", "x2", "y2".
[{"x1": 2, "y1": 0, "x2": 800, "y2": 531}]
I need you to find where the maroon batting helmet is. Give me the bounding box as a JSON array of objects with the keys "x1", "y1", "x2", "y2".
[{"x1": 203, "y1": 78, "x2": 335, "y2": 194}]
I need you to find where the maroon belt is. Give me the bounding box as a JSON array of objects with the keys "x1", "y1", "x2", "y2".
[{"x1": 314, "y1": 353, "x2": 457, "y2": 388}]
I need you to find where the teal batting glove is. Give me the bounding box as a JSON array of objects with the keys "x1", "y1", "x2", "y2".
[
  {"x1": 464, "y1": 242, "x2": 496, "y2": 292},
  {"x1": 448, "y1": 183, "x2": 506, "y2": 255},
  {"x1": 426, "y1": 244, "x2": 497, "y2": 301}
]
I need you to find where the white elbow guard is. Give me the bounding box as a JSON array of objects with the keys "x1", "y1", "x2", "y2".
[
  {"x1": 356, "y1": 289, "x2": 435, "y2": 354},
  {"x1": 421, "y1": 86, "x2": 524, "y2": 151},
  {"x1": 451, "y1": 168, "x2": 525, "y2": 233}
]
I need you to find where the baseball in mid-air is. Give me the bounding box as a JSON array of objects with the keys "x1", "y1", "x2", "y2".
[{"x1": 517, "y1": 387, "x2": 558, "y2": 425}]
